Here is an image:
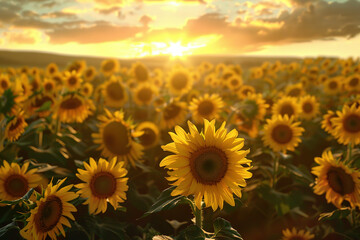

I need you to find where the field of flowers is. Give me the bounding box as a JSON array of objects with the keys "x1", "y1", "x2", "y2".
[{"x1": 0, "y1": 57, "x2": 359, "y2": 240}]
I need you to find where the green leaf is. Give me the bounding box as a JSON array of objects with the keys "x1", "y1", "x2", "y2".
[
  {"x1": 142, "y1": 186, "x2": 187, "y2": 218},
  {"x1": 319, "y1": 208, "x2": 351, "y2": 221},
  {"x1": 212, "y1": 218, "x2": 243, "y2": 240},
  {"x1": 177, "y1": 225, "x2": 205, "y2": 240},
  {"x1": 36, "y1": 100, "x2": 52, "y2": 112},
  {"x1": 0, "y1": 221, "x2": 19, "y2": 238},
  {"x1": 0, "y1": 188, "x2": 34, "y2": 205}
]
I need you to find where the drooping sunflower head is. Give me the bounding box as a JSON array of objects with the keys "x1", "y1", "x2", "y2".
[
  {"x1": 312, "y1": 150, "x2": 360, "y2": 208},
  {"x1": 0, "y1": 161, "x2": 42, "y2": 201},
  {"x1": 20, "y1": 178, "x2": 78, "y2": 240},
  {"x1": 160, "y1": 100, "x2": 188, "y2": 129},
  {"x1": 189, "y1": 93, "x2": 224, "y2": 124},
  {"x1": 4, "y1": 111, "x2": 28, "y2": 142},
  {"x1": 101, "y1": 59, "x2": 119, "y2": 77},
  {"x1": 75, "y1": 157, "x2": 128, "y2": 215},
  {"x1": 102, "y1": 76, "x2": 128, "y2": 108},
  {"x1": 282, "y1": 227, "x2": 315, "y2": 240},
  {"x1": 83, "y1": 66, "x2": 97, "y2": 81},
  {"x1": 45, "y1": 63, "x2": 58, "y2": 76},
  {"x1": 133, "y1": 83, "x2": 158, "y2": 106},
  {"x1": 321, "y1": 110, "x2": 337, "y2": 134},
  {"x1": 299, "y1": 95, "x2": 320, "y2": 120},
  {"x1": 63, "y1": 71, "x2": 83, "y2": 91},
  {"x1": 160, "y1": 119, "x2": 252, "y2": 210},
  {"x1": 92, "y1": 109, "x2": 143, "y2": 167},
  {"x1": 131, "y1": 62, "x2": 149, "y2": 83},
  {"x1": 272, "y1": 96, "x2": 301, "y2": 119},
  {"x1": 237, "y1": 85, "x2": 256, "y2": 100},
  {"x1": 53, "y1": 94, "x2": 93, "y2": 123},
  {"x1": 136, "y1": 122, "x2": 160, "y2": 149},
  {"x1": 167, "y1": 68, "x2": 193, "y2": 96},
  {"x1": 262, "y1": 114, "x2": 304, "y2": 153},
  {"x1": 331, "y1": 103, "x2": 360, "y2": 145}
]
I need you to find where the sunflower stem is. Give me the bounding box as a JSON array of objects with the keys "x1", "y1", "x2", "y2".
[
  {"x1": 202, "y1": 206, "x2": 214, "y2": 233},
  {"x1": 272, "y1": 153, "x2": 280, "y2": 188},
  {"x1": 194, "y1": 203, "x2": 203, "y2": 229},
  {"x1": 38, "y1": 130, "x2": 43, "y2": 148},
  {"x1": 346, "y1": 144, "x2": 352, "y2": 165}
]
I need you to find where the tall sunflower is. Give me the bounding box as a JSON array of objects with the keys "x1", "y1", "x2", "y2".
[
  {"x1": 323, "y1": 77, "x2": 341, "y2": 95},
  {"x1": 63, "y1": 71, "x2": 83, "y2": 91},
  {"x1": 312, "y1": 151, "x2": 360, "y2": 208},
  {"x1": 272, "y1": 96, "x2": 301, "y2": 118},
  {"x1": 284, "y1": 83, "x2": 305, "y2": 97},
  {"x1": 92, "y1": 109, "x2": 143, "y2": 167},
  {"x1": 136, "y1": 122, "x2": 160, "y2": 149},
  {"x1": 237, "y1": 85, "x2": 256, "y2": 100},
  {"x1": 20, "y1": 178, "x2": 78, "y2": 240},
  {"x1": 4, "y1": 111, "x2": 28, "y2": 142},
  {"x1": 160, "y1": 119, "x2": 252, "y2": 210},
  {"x1": 102, "y1": 76, "x2": 128, "y2": 108},
  {"x1": 42, "y1": 78, "x2": 57, "y2": 94},
  {"x1": 189, "y1": 94, "x2": 224, "y2": 124},
  {"x1": 53, "y1": 94, "x2": 94, "y2": 123},
  {"x1": 81, "y1": 82, "x2": 94, "y2": 98},
  {"x1": 160, "y1": 100, "x2": 188, "y2": 129},
  {"x1": 241, "y1": 93, "x2": 269, "y2": 120},
  {"x1": 101, "y1": 59, "x2": 119, "y2": 77},
  {"x1": 299, "y1": 95, "x2": 320, "y2": 120},
  {"x1": 262, "y1": 114, "x2": 304, "y2": 153},
  {"x1": 45, "y1": 63, "x2": 58, "y2": 77},
  {"x1": 282, "y1": 228, "x2": 315, "y2": 240},
  {"x1": 75, "y1": 157, "x2": 128, "y2": 215},
  {"x1": 167, "y1": 68, "x2": 193, "y2": 96},
  {"x1": 133, "y1": 83, "x2": 158, "y2": 106},
  {"x1": 0, "y1": 161, "x2": 42, "y2": 201},
  {"x1": 331, "y1": 103, "x2": 360, "y2": 145},
  {"x1": 130, "y1": 62, "x2": 149, "y2": 83},
  {"x1": 83, "y1": 66, "x2": 97, "y2": 82},
  {"x1": 345, "y1": 74, "x2": 360, "y2": 92}
]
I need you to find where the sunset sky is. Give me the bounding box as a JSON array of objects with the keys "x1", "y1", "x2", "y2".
[{"x1": 0, "y1": 0, "x2": 360, "y2": 58}]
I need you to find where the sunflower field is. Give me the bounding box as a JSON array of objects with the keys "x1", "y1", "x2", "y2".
[{"x1": 0, "y1": 57, "x2": 360, "y2": 240}]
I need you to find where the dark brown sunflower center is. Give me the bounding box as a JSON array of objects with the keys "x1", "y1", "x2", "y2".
[
  {"x1": 103, "y1": 61, "x2": 115, "y2": 72},
  {"x1": 349, "y1": 77, "x2": 359, "y2": 87},
  {"x1": 223, "y1": 73, "x2": 233, "y2": 80},
  {"x1": 103, "y1": 121, "x2": 131, "y2": 155},
  {"x1": 135, "y1": 65, "x2": 148, "y2": 82},
  {"x1": 1, "y1": 80, "x2": 8, "y2": 89},
  {"x1": 106, "y1": 82, "x2": 124, "y2": 101},
  {"x1": 60, "y1": 97, "x2": 82, "y2": 110},
  {"x1": 163, "y1": 104, "x2": 181, "y2": 120},
  {"x1": 328, "y1": 81, "x2": 338, "y2": 89},
  {"x1": 271, "y1": 124, "x2": 293, "y2": 144},
  {"x1": 90, "y1": 172, "x2": 117, "y2": 198},
  {"x1": 302, "y1": 102, "x2": 313, "y2": 113},
  {"x1": 86, "y1": 69, "x2": 94, "y2": 77},
  {"x1": 83, "y1": 87, "x2": 89, "y2": 94},
  {"x1": 33, "y1": 96, "x2": 54, "y2": 108},
  {"x1": 49, "y1": 67, "x2": 55, "y2": 74},
  {"x1": 198, "y1": 100, "x2": 214, "y2": 116},
  {"x1": 171, "y1": 73, "x2": 188, "y2": 90},
  {"x1": 137, "y1": 88, "x2": 153, "y2": 103},
  {"x1": 327, "y1": 167, "x2": 355, "y2": 195},
  {"x1": 4, "y1": 174, "x2": 28, "y2": 197},
  {"x1": 44, "y1": 83, "x2": 53, "y2": 92},
  {"x1": 68, "y1": 76, "x2": 77, "y2": 86},
  {"x1": 343, "y1": 114, "x2": 360, "y2": 133},
  {"x1": 230, "y1": 79, "x2": 239, "y2": 86},
  {"x1": 289, "y1": 237, "x2": 305, "y2": 240},
  {"x1": 53, "y1": 76, "x2": 62, "y2": 84},
  {"x1": 242, "y1": 89, "x2": 251, "y2": 96},
  {"x1": 31, "y1": 80, "x2": 39, "y2": 91},
  {"x1": 35, "y1": 195, "x2": 63, "y2": 233},
  {"x1": 139, "y1": 128, "x2": 156, "y2": 147},
  {"x1": 280, "y1": 103, "x2": 295, "y2": 117},
  {"x1": 9, "y1": 117, "x2": 23, "y2": 131},
  {"x1": 288, "y1": 88, "x2": 301, "y2": 97},
  {"x1": 189, "y1": 146, "x2": 228, "y2": 185}
]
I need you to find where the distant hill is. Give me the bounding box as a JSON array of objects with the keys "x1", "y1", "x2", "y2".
[{"x1": 0, "y1": 50, "x2": 301, "y2": 69}]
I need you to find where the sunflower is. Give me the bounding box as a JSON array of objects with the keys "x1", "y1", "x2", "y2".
[
  {"x1": 62, "y1": 71, "x2": 83, "y2": 91},
  {"x1": 160, "y1": 119, "x2": 252, "y2": 210},
  {"x1": 272, "y1": 96, "x2": 301, "y2": 118},
  {"x1": 4, "y1": 111, "x2": 27, "y2": 142},
  {"x1": 102, "y1": 76, "x2": 128, "y2": 108},
  {"x1": 232, "y1": 112, "x2": 259, "y2": 138},
  {"x1": 0, "y1": 73, "x2": 11, "y2": 94},
  {"x1": 321, "y1": 110, "x2": 337, "y2": 134},
  {"x1": 101, "y1": 59, "x2": 119, "y2": 77},
  {"x1": 226, "y1": 75, "x2": 243, "y2": 92},
  {"x1": 241, "y1": 93, "x2": 269, "y2": 120},
  {"x1": 282, "y1": 228, "x2": 315, "y2": 240},
  {"x1": 81, "y1": 82, "x2": 93, "y2": 98},
  {"x1": 331, "y1": 103, "x2": 360, "y2": 145},
  {"x1": 53, "y1": 94, "x2": 94, "y2": 123},
  {"x1": 284, "y1": 83, "x2": 305, "y2": 97},
  {"x1": 67, "y1": 60, "x2": 86, "y2": 74},
  {"x1": 20, "y1": 178, "x2": 78, "y2": 240},
  {"x1": 204, "y1": 73, "x2": 218, "y2": 87},
  {"x1": 189, "y1": 94, "x2": 224, "y2": 124},
  {"x1": 262, "y1": 114, "x2": 304, "y2": 153},
  {"x1": 0, "y1": 161, "x2": 42, "y2": 201},
  {"x1": 136, "y1": 122, "x2": 160, "y2": 149},
  {"x1": 75, "y1": 157, "x2": 128, "y2": 215},
  {"x1": 345, "y1": 74, "x2": 360, "y2": 92},
  {"x1": 42, "y1": 78, "x2": 56, "y2": 94},
  {"x1": 299, "y1": 95, "x2": 320, "y2": 120},
  {"x1": 45, "y1": 63, "x2": 58, "y2": 77},
  {"x1": 27, "y1": 94, "x2": 55, "y2": 118},
  {"x1": 323, "y1": 77, "x2": 341, "y2": 95},
  {"x1": 160, "y1": 100, "x2": 188, "y2": 129},
  {"x1": 167, "y1": 68, "x2": 193, "y2": 96},
  {"x1": 133, "y1": 83, "x2": 158, "y2": 106},
  {"x1": 312, "y1": 151, "x2": 360, "y2": 208},
  {"x1": 131, "y1": 62, "x2": 149, "y2": 83},
  {"x1": 52, "y1": 72, "x2": 63, "y2": 86},
  {"x1": 92, "y1": 109, "x2": 143, "y2": 167},
  {"x1": 237, "y1": 85, "x2": 256, "y2": 100},
  {"x1": 83, "y1": 66, "x2": 97, "y2": 82}
]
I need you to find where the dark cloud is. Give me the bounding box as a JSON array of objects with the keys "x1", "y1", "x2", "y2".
[{"x1": 139, "y1": 15, "x2": 154, "y2": 27}]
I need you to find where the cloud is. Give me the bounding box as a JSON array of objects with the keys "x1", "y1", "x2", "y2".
[
  {"x1": 95, "y1": 6, "x2": 122, "y2": 14},
  {"x1": 2, "y1": 29, "x2": 45, "y2": 44},
  {"x1": 139, "y1": 15, "x2": 154, "y2": 27}
]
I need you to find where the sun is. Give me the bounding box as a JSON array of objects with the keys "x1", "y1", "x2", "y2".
[{"x1": 166, "y1": 41, "x2": 188, "y2": 57}]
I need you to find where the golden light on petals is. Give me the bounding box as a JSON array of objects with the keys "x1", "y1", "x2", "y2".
[{"x1": 282, "y1": 228, "x2": 315, "y2": 240}]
